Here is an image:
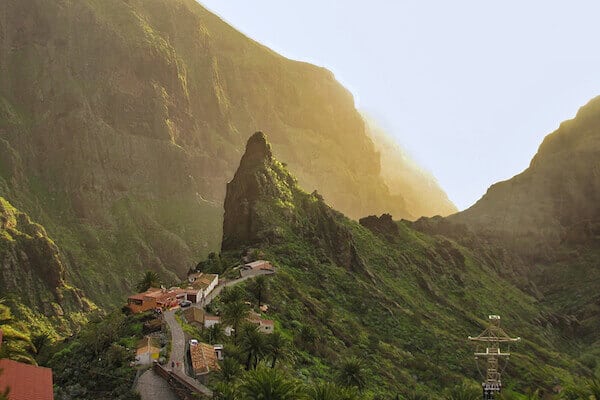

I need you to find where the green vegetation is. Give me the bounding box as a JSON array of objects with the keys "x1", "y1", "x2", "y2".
[
  {"x1": 48, "y1": 311, "x2": 148, "y2": 400},
  {"x1": 136, "y1": 270, "x2": 162, "y2": 293}
]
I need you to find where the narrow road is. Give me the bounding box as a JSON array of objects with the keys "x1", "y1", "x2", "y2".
[
  {"x1": 163, "y1": 310, "x2": 213, "y2": 397},
  {"x1": 136, "y1": 369, "x2": 179, "y2": 400}
]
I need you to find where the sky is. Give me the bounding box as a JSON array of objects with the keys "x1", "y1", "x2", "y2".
[{"x1": 199, "y1": 1, "x2": 600, "y2": 210}]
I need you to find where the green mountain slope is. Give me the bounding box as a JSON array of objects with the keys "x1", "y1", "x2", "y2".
[
  {"x1": 415, "y1": 96, "x2": 600, "y2": 374},
  {"x1": 217, "y1": 132, "x2": 588, "y2": 397},
  {"x1": 0, "y1": 0, "x2": 454, "y2": 309}
]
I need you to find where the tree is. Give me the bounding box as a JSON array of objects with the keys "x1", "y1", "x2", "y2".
[
  {"x1": 239, "y1": 367, "x2": 303, "y2": 400},
  {"x1": 587, "y1": 379, "x2": 600, "y2": 400},
  {"x1": 206, "y1": 323, "x2": 225, "y2": 345},
  {"x1": 221, "y1": 301, "x2": 249, "y2": 344},
  {"x1": 249, "y1": 275, "x2": 270, "y2": 306},
  {"x1": 218, "y1": 357, "x2": 242, "y2": 383},
  {"x1": 214, "y1": 382, "x2": 238, "y2": 400},
  {"x1": 266, "y1": 332, "x2": 288, "y2": 369},
  {"x1": 136, "y1": 270, "x2": 161, "y2": 293},
  {"x1": 221, "y1": 286, "x2": 246, "y2": 304},
  {"x1": 309, "y1": 382, "x2": 359, "y2": 400},
  {"x1": 336, "y1": 357, "x2": 366, "y2": 392},
  {"x1": 240, "y1": 324, "x2": 267, "y2": 370}
]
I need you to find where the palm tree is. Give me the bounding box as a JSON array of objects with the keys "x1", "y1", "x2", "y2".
[
  {"x1": 266, "y1": 332, "x2": 288, "y2": 369},
  {"x1": 136, "y1": 270, "x2": 161, "y2": 292},
  {"x1": 206, "y1": 323, "x2": 225, "y2": 344},
  {"x1": 587, "y1": 379, "x2": 600, "y2": 400},
  {"x1": 218, "y1": 357, "x2": 242, "y2": 383},
  {"x1": 221, "y1": 301, "x2": 249, "y2": 344},
  {"x1": 336, "y1": 357, "x2": 366, "y2": 392},
  {"x1": 221, "y1": 286, "x2": 246, "y2": 304},
  {"x1": 250, "y1": 276, "x2": 269, "y2": 306},
  {"x1": 214, "y1": 381, "x2": 238, "y2": 400},
  {"x1": 309, "y1": 382, "x2": 359, "y2": 400},
  {"x1": 239, "y1": 366, "x2": 303, "y2": 400},
  {"x1": 240, "y1": 324, "x2": 267, "y2": 370}
]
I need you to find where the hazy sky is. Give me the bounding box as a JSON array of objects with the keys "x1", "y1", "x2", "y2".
[{"x1": 199, "y1": 1, "x2": 600, "y2": 210}]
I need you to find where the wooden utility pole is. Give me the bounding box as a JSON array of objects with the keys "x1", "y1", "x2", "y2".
[{"x1": 469, "y1": 315, "x2": 520, "y2": 399}]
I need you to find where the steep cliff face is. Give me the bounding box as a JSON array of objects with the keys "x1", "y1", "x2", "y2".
[
  {"x1": 0, "y1": 0, "x2": 454, "y2": 306},
  {"x1": 0, "y1": 197, "x2": 91, "y2": 317},
  {"x1": 218, "y1": 133, "x2": 586, "y2": 396},
  {"x1": 450, "y1": 96, "x2": 600, "y2": 259}
]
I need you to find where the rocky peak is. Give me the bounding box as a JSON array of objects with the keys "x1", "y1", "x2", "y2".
[
  {"x1": 221, "y1": 132, "x2": 295, "y2": 251},
  {"x1": 238, "y1": 131, "x2": 273, "y2": 169}
]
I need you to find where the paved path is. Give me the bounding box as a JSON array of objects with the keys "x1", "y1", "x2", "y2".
[
  {"x1": 200, "y1": 270, "x2": 275, "y2": 307},
  {"x1": 147, "y1": 270, "x2": 275, "y2": 399},
  {"x1": 164, "y1": 310, "x2": 213, "y2": 397},
  {"x1": 136, "y1": 369, "x2": 179, "y2": 400}
]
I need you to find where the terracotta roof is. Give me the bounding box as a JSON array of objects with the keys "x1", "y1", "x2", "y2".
[
  {"x1": 190, "y1": 343, "x2": 220, "y2": 375},
  {"x1": 204, "y1": 315, "x2": 220, "y2": 321},
  {"x1": 0, "y1": 359, "x2": 54, "y2": 400}
]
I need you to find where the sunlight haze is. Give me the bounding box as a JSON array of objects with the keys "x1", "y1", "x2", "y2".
[{"x1": 199, "y1": 0, "x2": 600, "y2": 210}]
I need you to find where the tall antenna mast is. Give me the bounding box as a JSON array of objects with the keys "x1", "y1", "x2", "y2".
[{"x1": 468, "y1": 315, "x2": 521, "y2": 399}]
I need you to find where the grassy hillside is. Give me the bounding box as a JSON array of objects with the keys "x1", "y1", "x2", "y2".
[{"x1": 213, "y1": 132, "x2": 591, "y2": 398}]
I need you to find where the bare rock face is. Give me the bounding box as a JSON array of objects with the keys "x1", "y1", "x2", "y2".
[{"x1": 359, "y1": 213, "x2": 399, "y2": 240}]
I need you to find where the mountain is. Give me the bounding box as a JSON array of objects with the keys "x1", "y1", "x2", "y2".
[
  {"x1": 363, "y1": 116, "x2": 457, "y2": 217},
  {"x1": 414, "y1": 96, "x2": 600, "y2": 372},
  {"x1": 448, "y1": 96, "x2": 600, "y2": 259},
  {"x1": 0, "y1": 0, "x2": 454, "y2": 309},
  {"x1": 217, "y1": 132, "x2": 587, "y2": 397}
]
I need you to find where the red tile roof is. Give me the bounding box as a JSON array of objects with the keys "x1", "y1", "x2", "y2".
[{"x1": 0, "y1": 359, "x2": 54, "y2": 400}]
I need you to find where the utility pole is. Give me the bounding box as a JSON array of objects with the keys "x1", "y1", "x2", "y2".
[{"x1": 468, "y1": 315, "x2": 521, "y2": 399}]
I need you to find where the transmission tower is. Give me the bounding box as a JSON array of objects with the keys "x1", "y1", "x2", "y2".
[{"x1": 468, "y1": 315, "x2": 521, "y2": 400}]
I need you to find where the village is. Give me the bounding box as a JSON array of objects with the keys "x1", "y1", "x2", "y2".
[{"x1": 127, "y1": 259, "x2": 277, "y2": 399}]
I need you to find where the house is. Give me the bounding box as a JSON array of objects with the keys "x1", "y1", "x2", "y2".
[
  {"x1": 240, "y1": 260, "x2": 275, "y2": 278},
  {"x1": 135, "y1": 337, "x2": 160, "y2": 366},
  {"x1": 0, "y1": 330, "x2": 54, "y2": 400},
  {"x1": 127, "y1": 288, "x2": 160, "y2": 313},
  {"x1": 203, "y1": 315, "x2": 221, "y2": 329},
  {"x1": 183, "y1": 307, "x2": 205, "y2": 328},
  {"x1": 247, "y1": 311, "x2": 275, "y2": 334},
  {"x1": 189, "y1": 273, "x2": 219, "y2": 302},
  {"x1": 127, "y1": 288, "x2": 186, "y2": 313},
  {"x1": 189, "y1": 342, "x2": 221, "y2": 384}
]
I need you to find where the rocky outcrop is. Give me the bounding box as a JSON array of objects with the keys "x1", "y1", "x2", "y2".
[
  {"x1": 222, "y1": 132, "x2": 366, "y2": 272},
  {"x1": 359, "y1": 214, "x2": 399, "y2": 240}
]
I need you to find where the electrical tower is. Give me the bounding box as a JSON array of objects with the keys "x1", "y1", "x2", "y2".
[{"x1": 468, "y1": 315, "x2": 521, "y2": 400}]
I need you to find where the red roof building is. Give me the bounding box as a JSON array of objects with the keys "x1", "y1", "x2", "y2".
[{"x1": 0, "y1": 359, "x2": 54, "y2": 400}]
